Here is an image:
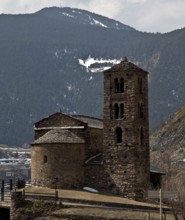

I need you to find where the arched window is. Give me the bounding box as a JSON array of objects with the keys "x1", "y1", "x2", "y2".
[
  {"x1": 120, "y1": 78, "x2": 124, "y2": 93},
  {"x1": 120, "y1": 103, "x2": 124, "y2": 118},
  {"x1": 114, "y1": 78, "x2": 119, "y2": 93},
  {"x1": 115, "y1": 127, "x2": 122, "y2": 143},
  {"x1": 114, "y1": 103, "x2": 119, "y2": 119},
  {"x1": 140, "y1": 127, "x2": 144, "y2": 145},
  {"x1": 43, "y1": 155, "x2": 48, "y2": 163}
]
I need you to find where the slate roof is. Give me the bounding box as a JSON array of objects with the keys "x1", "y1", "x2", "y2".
[
  {"x1": 34, "y1": 112, "x2": 85, "y2": 127},
  {"x1": 104, "y1": 58, "x2": 148, "y2": 74},
  {"x1": 33, "y1": 129, "x2": 85, "y2": 144},
  {"x1": 35, "y1": 112, "x2": 103, "y2": 129},
  {"x1": 71, "y1": 115, "x2": 103, "y2": 129},
  {"x1": 150, "y1": 165, "x2": 166, "y2": 175}
]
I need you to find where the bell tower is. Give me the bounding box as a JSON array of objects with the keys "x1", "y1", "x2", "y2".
[{"x1": 103, "y1": 58, "x2": 150, "y2": 200}]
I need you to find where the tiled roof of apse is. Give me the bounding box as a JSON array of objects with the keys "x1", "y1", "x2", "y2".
[{"x1": 33, "y1": 129, "x2": 85, "y2": 144}]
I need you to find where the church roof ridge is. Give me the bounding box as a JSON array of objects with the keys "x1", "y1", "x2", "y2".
[
  {"x1": 34, "y1": 112, "x2": 103, "y2": 129},
  {"x1": 104, "y1": 58, "x2": 148, "y2": 74}
]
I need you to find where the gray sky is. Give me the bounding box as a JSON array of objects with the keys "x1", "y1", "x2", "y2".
[{"x1": 0, "y1": 0, "x2": 185, "y2": 33}]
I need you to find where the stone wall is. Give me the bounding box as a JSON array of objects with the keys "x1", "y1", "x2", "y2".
[
  {"x1": 31, "y1": 143, "x2": 85, "y2": 188},
  {"x1": 84, "y1": 165, "x2": 107, "y2": 191},
  {"x1": 103, "y1": 61, "x2": 150, "y2": 200},
  {"x1": 32, "y1": 111, "x2": 104, "y2": 190},
  {"x1": 85, "y1": 127, "x2": 103, "y2": 158},
  {"x1": 10, "y1": 191, "x2": 24, "y2": 220}
]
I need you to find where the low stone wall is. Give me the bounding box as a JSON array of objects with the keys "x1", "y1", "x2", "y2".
[
  {"x1": 9, "y1": 191, "x2": 181, "y2": 220},
  {"x1": 10, "y1": 192, "x2": 62, "y2": 220},
  {"x1": 10, "y1": 191, "x2": 25, "y2": 220}
]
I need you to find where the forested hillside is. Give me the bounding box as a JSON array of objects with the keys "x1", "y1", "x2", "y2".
[{"x1": 0, "y1": 7, "x2": 185, "y2": 145}]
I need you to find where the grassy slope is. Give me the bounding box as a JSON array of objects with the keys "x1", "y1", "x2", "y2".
[{"x1": 18, "y1": 187, "x2": 176, "y2": 220}]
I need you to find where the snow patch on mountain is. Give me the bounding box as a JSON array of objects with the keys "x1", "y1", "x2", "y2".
[
  {"x1": 86, "y1": 14, "x2": 108, "y2": 28},
  {"x1": 61, "y1": 12, "x2": 75, "y2": 18},
  {"x1": 52, "y1": 7, "x2": 134, "y2": 30},
  {"x1": 91, "y1": 18, "x2": 108, "y2": 28},
  {"x1": 78, "y1": 56, "x2": 121, "y2": 73},
  {"x1": 67, "y1": 84, "x2": 72, "y2": 91},
  {"x1": 60, "y1": 10, "x2": 109, "y2": 28},
  {"x1": 72, "y1": 10, "x2": 82, "y2": 14}
]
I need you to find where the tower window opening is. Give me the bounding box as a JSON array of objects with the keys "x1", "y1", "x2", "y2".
[
  {"x1": 114, "y1": 103, "x2": 119, "y2": 119},
  {"x1": 43, "y1": 155, "x2": 48, "y2": 163},
  {"x1": 120, "y1": 78, "x2": 124, "y2": 93},
  {"x1": 138, "y1": 103, "x2": 144, "y2": 118},
  {"x1": 115, "y1": 127, "x2": 122, "y2": 143},
  {"x1": 140, "y1": 127, "x2": 144, "y2": 145},
  {"x1": 114, "y1": 78, "x2": 119, "y2": 93},
  {"x1": 120, "y1": 103, "x2": 124, "y2": 118}
]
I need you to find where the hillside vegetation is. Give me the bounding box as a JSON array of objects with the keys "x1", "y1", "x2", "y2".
[
  {"x1": 150, "y1": 104, "x2": 185, "y2": 189},
  {"x1": 0, "y1": 7, "x2": 185, "y2": 145}
]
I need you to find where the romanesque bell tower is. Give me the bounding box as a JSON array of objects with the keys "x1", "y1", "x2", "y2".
[{"x1": 103, "y1": 58, "x2": 150, "y2": 200}]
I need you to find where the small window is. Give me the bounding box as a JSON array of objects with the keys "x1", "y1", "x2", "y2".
[
  {"x1": 115, "y1": 127, "x2": 122, "y2": 143},
  {"x1": 140, "y1": 127, "x2": 144, "y2": 145},
  {"x1": 120, "y1": 103, "x2": 124, "y2": 118},
  {"x1": 138, "y1": 103, "x2": 144, "y2": 118},
  {"x1": 114, "y1": 78, "x2": 119, "y2": 93},
  {"x1": 43, "y1": 155, "x2": 48, "y2": 163},
  {"x1": 114, "y1": 103, "x2": 119, "y2": 119},
  {"x1": 120, "y1": 78, "x2": 124, "y2": 93}
]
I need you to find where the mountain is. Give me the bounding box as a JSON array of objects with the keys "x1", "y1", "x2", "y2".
[
  {"x1": 150, "y1": 104, "x2": 185, "y2": 180},
  {"x1": 150, "y1": 104, "x2": 185, "y2": 151},
  {"x1": 38, "y1": 7, "x2": 134, "y2": 31},
  {"x1": 0, "y1": 7, "x2": 185, "y2": 146}
]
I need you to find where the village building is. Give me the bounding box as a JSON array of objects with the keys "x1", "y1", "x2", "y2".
[{"x1": 31, "y1": 58, "x2": 164, "y2": 200}]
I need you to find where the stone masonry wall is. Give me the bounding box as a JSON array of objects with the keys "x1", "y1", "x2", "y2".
[
  {"x1": 85, "y1": 127, "x2": 103, "y2": 158},
  {"x1": 84, "y1": 165, "x2": 107, "y2": 191},
  {"x1": 10, "y1": 191, "x2": 24, "y2": 220},
  {"x1": 103, "y1": 64, "x2": 150, "y2": 200},
  {"x1": 31, "y1": 143, "x2": 85, "y2": 189}
]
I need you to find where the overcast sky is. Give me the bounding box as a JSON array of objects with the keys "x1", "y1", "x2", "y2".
[{"x1": 0, "y1": 0, "x2": 185, "y2": 33}]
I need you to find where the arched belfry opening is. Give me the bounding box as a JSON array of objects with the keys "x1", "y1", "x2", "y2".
[
  {"x1": 114, "y1": 103, "x2": 119, "y2": 119},
  {"x1": 114, "y1": 78, "x2": 119, "y2": 93},
  {"x1": 120, "y1": 103, "x2": 124, "y2": 118},
  {"x1": 120, "y1": 78, "x2": 124, "y2": 93}
]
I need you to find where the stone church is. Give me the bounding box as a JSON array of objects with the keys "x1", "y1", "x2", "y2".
[{"x1": 31, "y1": 58, "x2": 162, "y2": 200}]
